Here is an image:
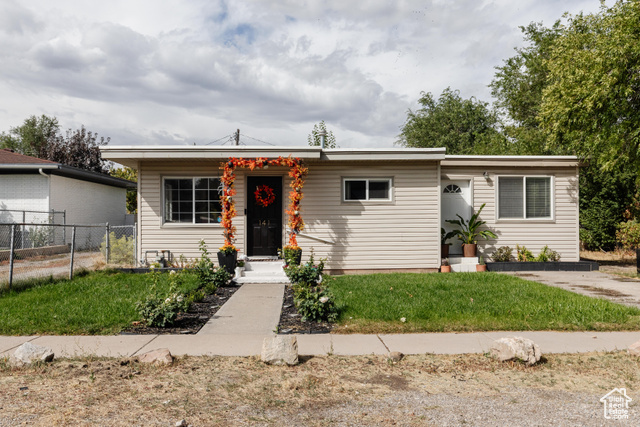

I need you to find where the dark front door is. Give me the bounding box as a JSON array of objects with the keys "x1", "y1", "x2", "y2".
[{"x1": 247, "y1": 176, "x2": 283, "y2": 256}]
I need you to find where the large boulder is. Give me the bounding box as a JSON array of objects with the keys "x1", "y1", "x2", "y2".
[
  {"x1": 628, "y1": 340, "x2": 640, "y2": 356},
  {"x1": 261, "y1": 335, "x2": 298, "y2": 366},
  {"x1": 10, "y1": 342, "x2": 55, "y2": 367},
  {"x1": 490, "y1": 336, "x2": 541, "y2": 366},
  {"x1": 137, "y1": 348, "x2": 174, "y2": 365}
]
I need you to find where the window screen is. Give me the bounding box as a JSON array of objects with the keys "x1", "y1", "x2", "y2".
[{"x1": 164, "y1": 178, "x2": 222, "y2": 223}]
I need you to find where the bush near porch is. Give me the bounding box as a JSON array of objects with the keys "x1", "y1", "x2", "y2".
[{"x1": 329, "y1": 273, "x2": 640, "y2": 334}]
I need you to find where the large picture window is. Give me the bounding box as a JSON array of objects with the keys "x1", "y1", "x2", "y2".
[
  {"x1": 343, "y1": 178, "x2": 392, "y2": 201},
  {"x1": 498, "y1": 176, "x2": 552, "y2": 219},
  {"x1": 164, "y1": 177, "x2": 222, "y2": 224}
]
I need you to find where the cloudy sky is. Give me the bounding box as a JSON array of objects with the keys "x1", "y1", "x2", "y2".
[{"x1": 0, "y1": 0, "x2": 609, "y2": 148}]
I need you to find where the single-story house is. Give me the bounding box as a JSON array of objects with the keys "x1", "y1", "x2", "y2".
[
  {"x1": 0, "y1": 148, "x2": 135, "y2": 226},
  {"x1": 101, "y1": 146, "x2": 579, "y2": 273}
]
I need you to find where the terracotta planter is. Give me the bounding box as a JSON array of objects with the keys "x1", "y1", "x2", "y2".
[
  {"x1": 462, "y1": 243, "x2": 477, "y2": 257},
  {"x1": 440, "y1": 265, "x2": 452, "y2": 273},
  {"x1": 441, "y1": 244, "x2": 450, "y2": 258},
  {"x1": 476, "y1": 264, "x2": 487, "y2": 272}
]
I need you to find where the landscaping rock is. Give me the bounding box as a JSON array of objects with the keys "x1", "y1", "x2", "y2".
[
  {"x1": 389, "y1": 351, "x2": 404, "y2": 363},
  {"x1": 628, "y1": 340, "x2": 640, "y2": 356},
  {"x1": 175, "y1": 420, "x2": 188, "y2": 427},
  {"x1": 137, "y1": 348, "x2": 173, "y2": 365},
  {"x1": 10, "y1": 342, "x2": 54, "y2": 367},
  {"x1": 490, "y1": 337, "x2": 541, "y2": 366},
  {"x1": 261, "y1": 335, "x2": 298, "y2": 366}
]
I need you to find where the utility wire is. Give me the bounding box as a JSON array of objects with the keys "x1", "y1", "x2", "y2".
[
  {"x1": 205, "y1": 135, "x2": 233, "y2": 145},
  {"x1": 240, "y1": 133, "x2": 276, "y2": 146}
]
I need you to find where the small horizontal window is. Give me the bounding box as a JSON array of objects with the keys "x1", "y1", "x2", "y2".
[
  {"x1": 344, "y1": 178, "x2": 392, "y2": 201},
  {"x1": 164, "y1": 177, "x2": 223, "y2": 224},
  {"x1": 498, "y1": 176, "x2": 552, "y2": 219}
]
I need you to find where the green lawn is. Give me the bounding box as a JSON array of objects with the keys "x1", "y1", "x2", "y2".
[
  {"x1": 0, "y1": 271, "x2": 199, "y2": 335},
  {"x1": 330, "y1": 273, "x2": 640, "y2": 333}
]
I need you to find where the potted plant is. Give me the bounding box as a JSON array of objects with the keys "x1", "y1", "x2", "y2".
[
  {"x1": 217, "y1": 244, "x2": 238, "y2": 275},
  {"x1": 476, "y1": 256, "x2": 487, "y2": 272},
  {"x1": 440, "y1": 258, "x2": 451, "y2": 273},
  {"x1": 441, "y1": 228, "x2": 457, "y2": 258},
  {"x1": 235, "y1": 259, "x2": 245, "y2": 278},
  {"x1": 446, "y1": 203, "x2": 497, "y2": 257}
]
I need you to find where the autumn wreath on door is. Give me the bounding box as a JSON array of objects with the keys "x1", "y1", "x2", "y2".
[{"x1": 254, "y1": 184, "x2": 276, "y2": 207}]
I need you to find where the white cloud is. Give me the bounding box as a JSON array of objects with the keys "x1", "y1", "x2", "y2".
[{"x1": 0, "y1": 0, "x2": 611, "y2": 148}]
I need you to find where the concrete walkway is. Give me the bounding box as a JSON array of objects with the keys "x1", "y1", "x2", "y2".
[{"x1": 507, "y1": 271, "x2": 640, "y2": 308}]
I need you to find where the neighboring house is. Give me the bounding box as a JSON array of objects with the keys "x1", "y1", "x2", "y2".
[
  {"x1": 0, "y1": 149, "x2": 135, "y2": 226},
  {"x1": 101, "y1": 146, "x2": 579, "y2": 273}
]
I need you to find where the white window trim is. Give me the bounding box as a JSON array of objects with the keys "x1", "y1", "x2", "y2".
[
  {"x1": 496, "y1": 175, "x2": 555, "y2": 221},
  {"x1": 342, "y1": 177, "x2": 393, "y2": 202},
  {"x1": 162, "y1": 176, "x2": 222, "y2": 226}
]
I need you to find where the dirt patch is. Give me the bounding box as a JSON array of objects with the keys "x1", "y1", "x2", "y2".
[
  {"x1": 1, "y1": 352, "x2": 638, "y2": 425},
  {"x1": 570, "y1": 284, "x2": 632, "y2": 298},
  {"x1": 277, "y1": 284, "x2": 334, "y2": 334},
  {"x1": 121, "y1": 285, "x2": 239, "y2": 335}
]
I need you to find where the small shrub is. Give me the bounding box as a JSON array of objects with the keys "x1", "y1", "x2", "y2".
[
  {"x1": 195, "y1": 240, "x2": 216, "y2": 286},
  {"x1": 293, "y1": 283, "x2": 338, "y2": 323},
  {"x1": 536, "y1": 245, "x2": 560, "y2": 262},
  {"x1": 616, "y1": 220, "x2": 640, "y2": 251},
  {"x1": 491, "y1": 246, "x2": 513, "y2": 262},
  {"x1": 203, "y1": 267, "x2": 231, "y2": 294},
  {"x1": 135, "y1": 270, "x2": 189, "y2": 327},
  {"x1": 100, "y1": 232, "x2": 134, "y2": 265},
  {"x1": 516, "y1": 245, "x2": 534, "y2": 262},
  {"x1": 284, "y1": 252, "x2": 324, "y2": 285}
]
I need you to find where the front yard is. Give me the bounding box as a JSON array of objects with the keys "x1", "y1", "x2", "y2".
[{"x1": 330, "y1": 272, "x2": 640, "y2": 333}]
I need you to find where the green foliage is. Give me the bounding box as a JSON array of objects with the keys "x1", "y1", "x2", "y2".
[
  {"x1": 516, "y1": 245, "x2": 535, "y2": 262},
  {"x1": 206, "y1": 267, "x2": 231, "y2": 294},
  {"x1": 28, "y1": 224, "x2": 53, "y2": 248},
  {"x1": 100, "y1": 232, "x2": 134, "y2": 265},
  {"x1": 293, "y1": 282, "x2": 338, "y2": 323},
  {"x1": 110, "y1": 167, "x2": 137, "y2": 214},
  {"x1": 616, "y1": 220, "x2": 640, "y2": 250},
  {"x1": 445, "y1": 203, "x2": 497, "y2": 244},
  {"x1": 536, "y1": 245, "x2": 560, "y2": 262},
  {"x1": 0, "y1": 115, "x2": 59, "y2": 157},
  {"x1": 579, "y1": 165, "x2": 637, "y2": 250},
  {"x1": 281, "y1": 246, "x2": 302, "y2": 266},
  {"x1": 441, "y1": 228, "x2": 457, "y2": 245},
  {"x1": 397, "y1": 87, "x2": 508, "y2": 154},
  {"x1": 308, "y1": 120, "x2": 337, "y2": 148},
  {"x1": 491, "y1": 246, "x2": 514, "y2": 262},
  {"x1": 195, "y1": 240, "x2": 216, "y2": 285},
  {"x1": 540, "y1": 1, "x2": 640, "y2": 170},
  {"x1": 284, "y1": 254, "x2": 324, "y2": 285},
  {"x1": 135, "y1": 270, "x2": 189, "y2": 328}
]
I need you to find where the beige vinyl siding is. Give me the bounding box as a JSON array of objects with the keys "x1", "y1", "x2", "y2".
[
  {"x1": 299, "y1": 161, "x2": 440, "y2": 270},
  {"x1": 139, "y1": 160, "x2": 440, "y2": 270},
  {"x1": 138, "y1": 161, "x2": 246, "y2": 261},
  {"x1": 441, "y1": 166, "x2": 579, "y2": 261}
]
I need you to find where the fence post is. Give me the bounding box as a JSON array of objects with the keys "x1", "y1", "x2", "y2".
[
  {"x1": 69, "y1": 226, "x2": 76, "y2": 280},
  {"x1": 21, "y1": 211, "x2": 25, "y2": 250},
  {"x1": 105, "y1": 223, "x2": 110, "y2": 264},
  {"x1": 8, "y1": 224, "x2": 16, "y2": 290},
  {"x1": 63, "y1": 210, "x2": 66, "y2": 244},
  {"x1": 133, "y1": 223, "x2": 138, "y2": 266}
]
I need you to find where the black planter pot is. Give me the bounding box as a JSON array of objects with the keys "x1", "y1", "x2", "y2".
[
  {"x1": 217, "y1": 251, "x2": 237, "y2": 275},
  {"x1": 283, "y1": 248, "x2": 302, "y2": 266}
]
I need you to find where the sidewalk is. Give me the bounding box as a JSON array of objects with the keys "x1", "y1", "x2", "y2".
[{"x1": 2, "y1": 331, "x2": 639, "y2": 359}]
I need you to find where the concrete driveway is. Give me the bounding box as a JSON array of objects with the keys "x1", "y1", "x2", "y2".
[{"x1": 506, "y1": 271, "x2": 640, "y2": 308}]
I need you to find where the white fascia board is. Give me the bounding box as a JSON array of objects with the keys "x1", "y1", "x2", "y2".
[
  {"x1": 0, "y1": 164, "x2": 59, "y2": 170},
  {"x1": 442, "y1": 155, "x2": 580, "y2": 167},
  {"x1": 101, "y1": 145, "x2": 323, "y2": 163},
  {"x1": 321, "y1": 148, "x2": 446, "y2": 161}
]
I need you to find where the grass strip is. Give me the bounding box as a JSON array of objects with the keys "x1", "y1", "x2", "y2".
[{"x1": 330, "y1": 272, "x2": 640, "y2": 333}]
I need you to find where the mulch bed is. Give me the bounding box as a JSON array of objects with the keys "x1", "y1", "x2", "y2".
[
  {"x1": 277, "y1": 284, "x2": 333, "y2": 334},
  {"x1": 120, "y1": 284, "x2": 239, "y2": 335}
]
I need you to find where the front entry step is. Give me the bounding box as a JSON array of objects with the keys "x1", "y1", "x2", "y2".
[
  {"x1": 449, "y1": 256, "x2": 479, "y2": 273},
  {"x1": 235, "y1": 259, "x2": 289, "y2": 284}
]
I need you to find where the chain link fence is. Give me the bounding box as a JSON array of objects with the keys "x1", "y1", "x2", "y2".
[{"x1": 0, "y1": 223, "x2": 136, "y2": 291}]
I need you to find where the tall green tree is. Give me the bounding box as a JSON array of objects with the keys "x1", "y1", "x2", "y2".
[
  {"x1": 0, "y1": 115, "x2": 60, "y2": 157},
  {"x1": 110, "y1": 167, "x2": 138, "y2": 214},
  {"x1": 540, "y1": 0, "x2": 640, "y2": 170},
  {"x1": 398, "y1": 87, "x2": 508, "y2": 154},
  {"x1": 307, "y1": 120, "x2": 337, "y2": 149},
  {"x1": 490, "y1": 22, "x2": 563, "y2": 155}
]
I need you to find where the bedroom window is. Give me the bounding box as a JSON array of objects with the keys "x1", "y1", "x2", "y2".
[
  {"x1": 343, "y1": 178, "x2": 392, "y2": 201},
  {"x1": 498, "y1": 176, "x2": 552, "y2": 219},
  {"x1": 163, "y1": 177, "x2": 222, "y2": 224}
]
